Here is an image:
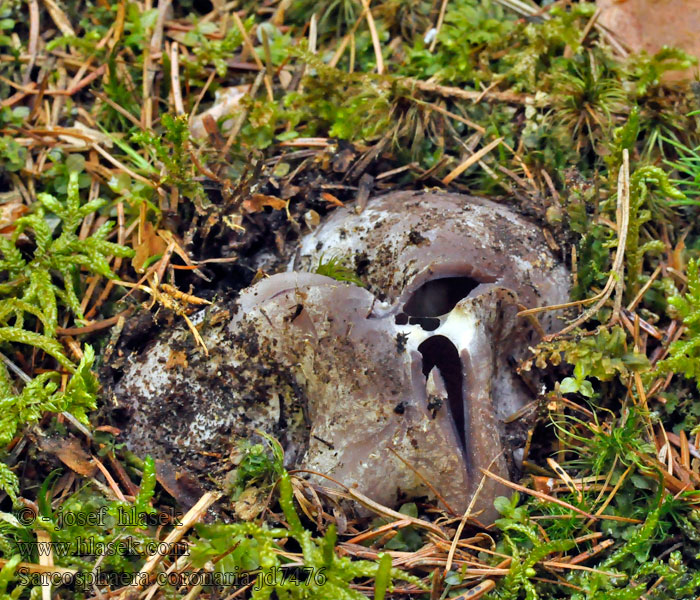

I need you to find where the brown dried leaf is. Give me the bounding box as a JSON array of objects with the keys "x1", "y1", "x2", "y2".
[
  {"x1": 166, "y1": 350, "x2": 188, "y2": 369},
  {"x1": 321, "y1": 192, "x2": 343, "y2": 207},
  {"x1": 39, "y1": 436, "x2": 96, "y2": 477},
  {"x1": 242, "y1": 194, "x2": 287, "y2": 213},
  {"x1": 234, "y1": 486, "x2": 267, "y2": 521},
  {"x1": 0, "y1": 201, "x2": 29, "y2": 237},
  {"x1": 132, "y1": 222, "x2": 168, "y2": 273},
  {"x1": 155, "y1": 459, "x2": 206, "y2": 512}
]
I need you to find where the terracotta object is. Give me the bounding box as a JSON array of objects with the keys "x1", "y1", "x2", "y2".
[{"x1": 597, "y1": 0, "x2": 700, "y2": 79}]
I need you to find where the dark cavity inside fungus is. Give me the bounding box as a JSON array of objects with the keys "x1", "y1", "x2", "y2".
[
  {"x1": 417, "y1": 335, "x2": 466, "y2": 454},
  {"x1": 397, "y1": 276, "x2": 480, "y2": 330},
  {"x1": 404, "y1": 276, "x2": 481, "y2": 316}
]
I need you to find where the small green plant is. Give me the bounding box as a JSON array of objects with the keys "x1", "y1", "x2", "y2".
[
  {"x1": 0, "y1": 457, "x2": 160, "y2": 595},
  {"x1": 314, "y1": 254, "x2": 365, "y2": 287},
  {"x1": 180, "y1": 20, "x2": 244, "y2": 77},
  {"x1": 132, "y1": 113, "x2": 204, "y2": 202},
  {"x1": 548, "y1": 51, "x2": 628, "y2": 151},
  {"x1": 191, "y1": 437, "x2": 424, "y2": 599},
  {"x1": 1, "y1": 165, "x2": 133, "y2": 334},
  {"x1": 663, "y1": 125, "x2": 700, "y2": 201},
  {"x1": 231, "y1": 440, "x2": 280, "y2": 499},
  {"x1": 0, "y1": 162, "x2": 132, "y2": 503},
  {"x1": 534, "y1": 326, "x2": 649, "y2": 389},
  {"x1": 623, "y1": 164, "x2": 686, "y2": 301},
  {"x1": 657, "y1": 259, "x2": 700, "y2": 390}
]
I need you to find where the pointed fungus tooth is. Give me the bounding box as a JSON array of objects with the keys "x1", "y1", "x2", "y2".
[{"x1": 114, "y1": 191, "x2": 569, "y2": 520}]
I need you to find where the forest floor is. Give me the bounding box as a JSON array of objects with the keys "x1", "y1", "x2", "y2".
[{"x1": 2, "y1": 0, "x2": 700, "y2": 598}]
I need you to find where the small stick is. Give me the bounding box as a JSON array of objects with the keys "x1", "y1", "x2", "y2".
[
  {"x1": 528, "y1": 150, "x2": 631, "y2": 338},
  {"x1": 360, "y1": 0, "x2": 384, "y2": 74},
  {"x1": 92, "y1": 455, "x2": 127, "y2": 503},
  {"x1": 442, "y1": 137, "x2": 503, "y2": 185},
  {"x1": 126, "y1": 491, "x2": 221, "y2": 591},
  {"x1": 90, "y1": 143, "x2": 157, "y2": 189},
  {"x1": 429, "y1": 0, "x2": 449, "y2": 52},
  {"x1": 56, "y1": 309, "x2": 133, "y2": 336},
  {"x1": 25, "y1": 0, "x2": 39, "y2": 84},
  {"x1": 445, "y1": 461, "x2": 498, "y2": 576},
  {"x1": 170, "y1": 42, "x2": 184, "y2": 115},
  {"x1": 42, "y1": 0, "x2": 75, "y2": 36},
  {"x1": 404, "y1": 77, "x2": 532, "y2": 104},
  {"x1": 481, "y1": 468, "x2": 595, "y2": 519}
]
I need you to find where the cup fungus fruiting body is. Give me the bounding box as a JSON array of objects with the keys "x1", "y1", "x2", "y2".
[{"x1": 115, "y1": 191, "x2": 569, "y2": 520}]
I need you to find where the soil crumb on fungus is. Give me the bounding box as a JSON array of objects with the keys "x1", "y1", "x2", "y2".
[{"x1": 114, "y1": 191, "x2": 569, "y2": 521}]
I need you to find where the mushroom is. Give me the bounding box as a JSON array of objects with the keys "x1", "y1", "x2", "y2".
[{"x1": 113, "y1": 191, "x2": 569, "y2": 520}]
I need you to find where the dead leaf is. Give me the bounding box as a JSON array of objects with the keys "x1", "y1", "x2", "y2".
[
  {"x1": 332, "y1": 147, "x2": 356, "y2": 173},
  {"x1": 241, "y1": 194, "x2": 287, "y2": 213},
  {"x1": 190, "y1": 86, "x2": 246, "y2": 139},
  {"x1": 321, "y1": 192, "x2": 343, "y2": 207},
  {"x1": 132, "y1": 222, "x2": 168, "y2": 273},
  {"x1": 94, "y1": 425, "x2": 122, "y2": 435},
  {"x1": 58, "y1": 121, "x2": 113, "y2": 148},
  {"x1": 234, "y1": 486, "x2": 267, "y2": 520},
  {"x1": 39, "y1": 436, "x2": 96, "y2": 477},
  {"x1": 155, "y1": 459, "x2": 206, "y2": 512},
  {"x1": 166, "y1": 350, "x2": 188, "y2": 369},
  {"x1": 0, "y1": 201, "x2": 29, "y2": 237}
]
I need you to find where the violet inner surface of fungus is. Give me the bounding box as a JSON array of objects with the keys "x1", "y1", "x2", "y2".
[{"x1": 114, "y1": 191, "x2": 569, "y2": 520}]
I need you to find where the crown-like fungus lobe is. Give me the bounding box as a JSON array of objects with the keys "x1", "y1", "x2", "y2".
[{"x1": 115, "y1": 191, "x2": 569, "y2": 520}]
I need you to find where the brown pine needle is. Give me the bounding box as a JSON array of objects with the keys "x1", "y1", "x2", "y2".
[
  {"x1": 442, "y1": 137, "x2": 503, "y2": 185},
  {"x1": 360, "y1": 0, "x2": 384, "y2": 74},
  {"x1": 480, "y1": 468, "x2": 595, "y2": 519},
  {"x1": 520, "y1": 149, "x2": 631, "y2": 338}
]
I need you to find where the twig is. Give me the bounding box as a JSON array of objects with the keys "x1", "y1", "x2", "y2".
[
  {"x1": 142, "y1": 0, "x2": 171, "y2": 128},
  {"x1": 91, "y1": 90, "x2": 142, "y2": 127},
  {"x1": 412, "y1": 98, "x2": 485, "y2": 134},
  {"x1": 328, "y1": 9, "x2": 367, "y2": 68},
  {"x1": 126, "y1": 491, "x2": 221, "y2": 591},
  {"x1": 90, "y1": 143, "x2": 158, "y2": 189},
  {"x1": 42, "y1": 0, "x2": 75, "y2": 36},
  {"x1": 170, "y1": 42, "x2": 184, "y2": 115},
  {"x1": 91, "y1": 455, "x2": 127, "y2": 502},
  {"x1": 231, "y1": 12, "x2": 273, "y2": 101},
  {"x1": 534, "y1": 149, "x2": 631, "y2": 339},
  {"x1": 290, "y1": 469, "x2": 448, "y2": 538},
  {"x1": 480, "y1": 468, "x2": 595, "y2": 519},
  {"x1": 444, "y1": 462, "x2": 497, "y2": 575},
  {"x1": 429, "y1": 0, "x2": 449, "y2": 52},
  {"x1": 442, "y1": 137, "x2": 503, "y2": 185},
  {"x1": 403, "y1": 77, "x2": 532, "y2": 104},
  {"x1": 25, "y1": 0, "x2": 39, "y2": 85},
  {"x1": 360, "y1": 0, "x2": 384, "y2": 74},
  {"x1": 78, "y1": 284, "x2": 132, "y2": 325}
]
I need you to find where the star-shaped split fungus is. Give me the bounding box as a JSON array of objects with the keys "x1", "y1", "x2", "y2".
[{"x1": 115, "y1": 191, "x2": 569, "y2": 521}]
